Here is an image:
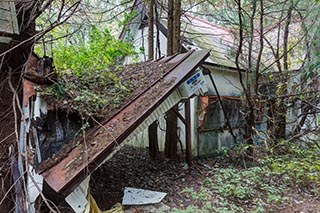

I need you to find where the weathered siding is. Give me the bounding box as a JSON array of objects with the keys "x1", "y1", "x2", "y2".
[{"x1": 0, "y1": 2, "x2": 19, "y2": 35}]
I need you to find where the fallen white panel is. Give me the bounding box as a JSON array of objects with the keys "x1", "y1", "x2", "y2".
[
  {"x1": 33, "y1": 93, "x2": 47, "y2": 119},
  {"x1": 122, "y1": 187, "x2": 167, "y2": 205},
  {"x1": 27, "y1": 166, "x2": 43, "y2": 212},
  {"x1": 65, "y1": 176, "x2": 90, "y2": 213}
]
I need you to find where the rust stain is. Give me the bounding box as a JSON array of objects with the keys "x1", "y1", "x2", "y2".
[
  {"x1": 23, "y1": 79, "x2": 36, "y2": 106},
  {"x1": 23, "y1": 53, "x2": 42, "y2": 106}
]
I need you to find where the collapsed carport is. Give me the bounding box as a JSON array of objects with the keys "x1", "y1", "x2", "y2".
[{"x1": 23, "y1": 49, "x2": 209, "y2": 212}]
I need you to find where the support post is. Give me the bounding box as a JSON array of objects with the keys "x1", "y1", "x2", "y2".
[
  {"x1": 148, "y1": 121, "x2": 159, "y2": 159},
  {"x1": 164, "y1": 105, "x2": 178, "y2": 159},
  {"x1": 185, "y1": 98, "x2": 192, "y2": 165}
]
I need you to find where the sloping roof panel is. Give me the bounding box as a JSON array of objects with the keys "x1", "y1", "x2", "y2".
[{"x1": 40, "y1": 49, "x2": 210, "y2": 194}]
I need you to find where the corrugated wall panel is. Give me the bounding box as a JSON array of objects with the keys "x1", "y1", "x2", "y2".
[
  {"x1": 127, "y1": 90, "x2": 181, "y2": 140},
  {"x1": 103, "y1": 89, "x2": 182, "y2": 162}
]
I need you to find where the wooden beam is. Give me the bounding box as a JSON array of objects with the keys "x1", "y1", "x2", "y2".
[{"x1": 185, "y1": 98, "x2": 192, "y2": 165}]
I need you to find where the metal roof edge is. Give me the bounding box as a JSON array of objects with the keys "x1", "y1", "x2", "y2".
[{"x1": 202, "y1": 61, "x2": 245, "y2": 73}]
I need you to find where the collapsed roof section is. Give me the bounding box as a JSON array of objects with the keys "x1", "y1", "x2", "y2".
[{"x1": 38, "y1": 49, "x2": 210, "y2": 195}]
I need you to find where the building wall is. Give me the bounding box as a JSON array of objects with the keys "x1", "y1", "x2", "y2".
[
  {"x1": 123, "y1": 24, "x2": 168, "y2": 64},
  {"x1": 196, "y1": 66, "x2": 245, "y2": 156},
  {"x1": 0, "y1": 2, "x2": 19, "y2": 35}
]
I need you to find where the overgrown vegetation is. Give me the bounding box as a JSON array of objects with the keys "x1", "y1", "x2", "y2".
[
  {"x1": 39, "y1": 26, "x2": 137, "y2": 117},
  {"x1": 168, "y1": 140, "x2": 320, "y2": 213},
  {"x1": 267, "y1": 142, "x2": 320, "y2": 194},
  {"x1": 53, "y1": 26, "x2": 135, "y2": 75}
]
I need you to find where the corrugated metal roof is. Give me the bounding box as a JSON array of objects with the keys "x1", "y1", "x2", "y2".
[
  {"x1": 39, "y1": 49, "x2": 210, "y2": 194},
  {"x1": 181, "y1": 13, "x2": 236, "y2": 68}
]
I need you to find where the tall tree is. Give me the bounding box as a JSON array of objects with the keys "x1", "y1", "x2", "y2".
[
  {"x1": 0, "y1": 1, "x2": 80, "y2": 211},
  {"x1": 173, "y1": 0, "x2": 181, "y2": 53},
  {"x1": 148, "y1": 0, "x2": 154, "y2": 60},
  {"x1": 167, "y1": 0, "x2": 174, "y2": 55},
  {"x1": 164, "y1": 0, "x2": 182, "y2": 159}
]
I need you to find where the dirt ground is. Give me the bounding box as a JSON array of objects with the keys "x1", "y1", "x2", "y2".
[{"x1": 90, "y1": 145, "x2": 320, "y2": 213}]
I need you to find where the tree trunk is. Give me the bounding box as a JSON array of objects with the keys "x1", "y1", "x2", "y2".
[
  {"x1": 0, "y1": 2, "x2": 38, "y2": 211},
  {"x1": 272, "y1": 3, "x2": 293, "y2": 140},
  {"x1": 148, "y1": 121, "x2": 159, "y2": 159},
  {"x1": 147, "y1": 0, "x2": 154, "y2": 60},
  {"x1": 274, "y1": 99, "x2": 287, "y2": 139},
  {"x1": 147, "y1": 0, "x2": 157, "y2": 160},
  {"x1": 173, "y1": 0, "x2": 181, "y2": 53},
  {"x1": 164, "y1": 0, "x2": 181, "y2": 159},
  {"x1": 0, "y1": 70, "x2": 23, "y2": 211},
  {"x1": 167, "y1": 0, "x2": 174, "y2": 56}
]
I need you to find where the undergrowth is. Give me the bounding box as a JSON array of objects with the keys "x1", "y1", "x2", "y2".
[
  {"x1": 168, "y1": 140, "x2": 320, "y2": 213},
  {"x1": 266, "y1": 141, "x2": 320, "y2": 195}
]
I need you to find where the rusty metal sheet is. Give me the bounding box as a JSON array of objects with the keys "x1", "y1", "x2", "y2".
[
  {"x1": 23, "y1": 79, "x2": 37, "y2": 106},
  {"x1": 42, "y1": 50, "x2": 210, "y2": 195}
]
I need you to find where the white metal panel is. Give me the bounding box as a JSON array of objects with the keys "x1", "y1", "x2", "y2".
[
  {"x1": 27, "y1": 166, "x2": 44, "y2": 212},
  {"x1": 125, "y1": 95, "x2": 199, "y2": 156},
  {"x1": 65, "y1": 177, "x2": 90, "y2": 213},
  {"x1": 125, "y1": 89, "x2": 181, "y2": 142},
  {"x1": 205, "y1": 68, "x2": 243, "y2": 96},
  {"x1": 101, "y1": 89, "x2": 182, "y2": 164}
]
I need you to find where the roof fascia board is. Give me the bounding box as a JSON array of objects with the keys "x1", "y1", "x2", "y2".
[{"x1": 202, "y1": 61, "x2": 245, "y2": 73}]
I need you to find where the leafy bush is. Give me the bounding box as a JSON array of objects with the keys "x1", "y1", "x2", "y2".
[{"x1": 54, "y1": 26, "x2": 136, "y2": 76}]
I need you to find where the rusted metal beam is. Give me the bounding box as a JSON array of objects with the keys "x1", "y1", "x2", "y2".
[
  {"x1": 42, "y1": 50, "x2": 210, "y2": 195},
  {"x1": 198, "y1": 125, "x2": 247, "y2": 132},
  {"x1": 208, "y1": 95, "x2": 241, "y2": 100}
]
